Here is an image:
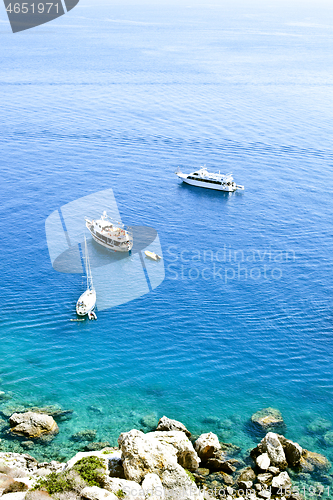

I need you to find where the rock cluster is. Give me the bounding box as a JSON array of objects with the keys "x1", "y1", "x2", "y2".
[{"x1": 0, "y1": 412, "x2": 332, "y2": 499}]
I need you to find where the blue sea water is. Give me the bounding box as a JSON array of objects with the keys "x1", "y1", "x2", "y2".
[{"x1": 1, "y1": 0, "x2": 333, "y2": 468}]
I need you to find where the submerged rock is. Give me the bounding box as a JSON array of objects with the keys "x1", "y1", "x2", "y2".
[
  {"x1": 141, "y1": 413, "x2": 158, "y2": 431},
  {"x1": 323, "y1": 431, "x2": 333, "y2": 446},
  {"x1": 194, "y1": 432, "x2": 221, "y2": 461},
  {"x1": 9, "y1": 412, "x2": 58, "y2": 439},
  {"x1": 156, "y1": 416, "x2": 191, "y2": 437},
  {"x1": 0, "y1": 391, "x2": 11, "y2": 402},
  {"x1": 299, "y1": 449, "x2": 331, "y2": 472},
  {"x1": 251, "y1": 408, "x2": 285, "y2": 431},
  {"x1": 307, "y1": 417, "x2": 331, "y2": 434},
  {"x1": 71, "y1": 429, "x2": 97, "y2": 442},
  {"x1": 84, "y1": 442, "x2": 111, "y2": 452}
]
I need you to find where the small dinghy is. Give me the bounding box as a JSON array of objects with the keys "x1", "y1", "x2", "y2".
[
  {"x1": 76, "y1": 236, "x2": 97, "y2": 317},
  {"x1": 144, "y1": 250, "x2": 161, "y2": 261},
  {"x1": 88, "y1": 311, "x2": 97, "y2": 320}
]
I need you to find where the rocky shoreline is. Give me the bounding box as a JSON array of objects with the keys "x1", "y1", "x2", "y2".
[{"x1": 0, "y1": 411, "x2": 332, "y2": 500}]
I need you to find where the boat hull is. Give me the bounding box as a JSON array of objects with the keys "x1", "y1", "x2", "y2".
[
  {"x1": 76, "y1": 288, "x2": 96, "y2": 316},
  {"x1": 182, "y1": 177, "x2": 236, "y2": 192},
  {"x1": 86, "y1": 222, "x2": 133, "y2": 252}
]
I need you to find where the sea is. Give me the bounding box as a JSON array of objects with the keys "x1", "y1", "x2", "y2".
[{"x1": 1, "y1": 0, "x2": 333, "y2": 477}]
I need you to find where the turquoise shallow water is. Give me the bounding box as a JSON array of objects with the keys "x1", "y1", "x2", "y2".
[{"x1": 1, "y1": 0, "x2": 333, "y2": 475}]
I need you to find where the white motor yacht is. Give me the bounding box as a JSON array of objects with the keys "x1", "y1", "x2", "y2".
[{"x1": 175, "y1": 166, "x2": 244, "y2": 192}]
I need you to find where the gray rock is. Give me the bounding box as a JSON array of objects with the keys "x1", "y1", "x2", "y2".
[
  {"x1": 271, "y1": 471, "x2": 292, "y2": 490},
  {"x1": 267, "y1": 466, "x2": 280, "y2": 475},
  {"x1": 251, "y1": 408, "x2": 285, "y2": 431},
  {"x1": 0, "y1": 473, "x2": 15, "y2": 494},
  {"x1": 156, "y1": 416, "x2": 191, "y2": 438},
  {"x1": 9, "y1": 412, "x2": 58, "y2": 439},
  {"x1": 238, "y1": 480, "x2": 253, "y2": 490},
  {"x1": 2, "y1": 479, "x2": 28, "y2": 495},
  {"x1": 237, "y1": 467, "x2": 256, "y2": 482},
  {"x1": 256, "y1": 453, "x2": 270, "y2": 470},
  {"x1": 142, "y1": 473, "x2": 164, "y2": 500},
  {"x1": 277, "y1": 436, "x2": 302, "y2": 467},
  {"x1": 118, "y1": 429, "x2": 200, "y2": 499},
  {"x1": 252, "y1": 432, "x2": 288, "y2": 469},
  {"x1": 103, "y1": 477, "x2": 145, "y2": 500},
  {"x1": 25, "y1": 491, "x2": 53, "y2": 499},
  {"x1": 149, "y1": 430, "x2": 200, "y2": 470},
  {"x1": 205, "y1": 454, "x2": 236, "y2": 474},
  {"x1": 194, "y1": 432, "x2": 221, "y2": 461},
  {"x1": 257, "y1": 473, "x2": 273, "y2": 485},
  {"x1": 81, "y1": 486, "x2": 118, "y2": 500}
]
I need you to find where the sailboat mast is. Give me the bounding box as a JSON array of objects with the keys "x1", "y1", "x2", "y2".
[{"x1": 84, "y1": 236, "x2": 89, "y2": 289}]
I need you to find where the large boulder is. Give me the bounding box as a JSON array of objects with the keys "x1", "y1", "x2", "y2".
[
  {"x1": 9, "y1": 412, "x2": 58, "y2": 439},
  {"x1": 251, "y1": 408, "x2": 284, "y2": 431},
  {"x1": 156, "y1": 416, "x2": 191, "y2": 438},
  {"x1": 118, "y1": 429, "x2": 201, "y2": 499},
  {"x1": 194, "y1": 433, "x2": 221, "y2": 461},
  {"x1": 277, "y1": 436, "x2": 302, "y2": 467},
  {"x1": 150, "y1": 431, "x2": 200, "y2": 470},
  {"x1": 252, "y1": 433, "x2": 288, "y2": 469}
]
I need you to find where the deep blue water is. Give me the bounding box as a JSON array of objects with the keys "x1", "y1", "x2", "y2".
[{"x1": 1, "y1": 0, "x2": 333, "y2": 466}]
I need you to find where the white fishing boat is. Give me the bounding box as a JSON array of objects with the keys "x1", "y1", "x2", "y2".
[
  {"x1": 175, "y1": 166, "x2": 244, "y2": 192},
  {"x1": 144, "y1": 250, "x2": 161, "y2": 261},
  {"x1": 85, "y1": 211, "x2": 133, "y2": 252},
  {"x1": 76, "y1": 236, "x2": 96, "y2": 318}
]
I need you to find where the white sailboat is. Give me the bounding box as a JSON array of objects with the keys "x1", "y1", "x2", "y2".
[{"x1": 76, "y1": 236, "x2": 97, "y2": 319}]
